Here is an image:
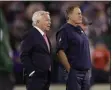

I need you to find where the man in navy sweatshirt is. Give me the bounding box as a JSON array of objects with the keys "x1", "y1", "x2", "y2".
[{"x1": 56, "y1": 5, "x2": 92, "y2": 90}]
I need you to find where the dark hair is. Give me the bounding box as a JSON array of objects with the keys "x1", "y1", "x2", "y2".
[{"x1": 66, "y1": 5, "x2": 80, "y2": 19}]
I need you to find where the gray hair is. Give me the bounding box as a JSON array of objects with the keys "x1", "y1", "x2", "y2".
[{"x1": 32, "y1": 11, "x2": 49, "y2": 26}]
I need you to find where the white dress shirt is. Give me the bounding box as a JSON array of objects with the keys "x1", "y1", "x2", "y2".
[{"x1": 33, "y1": 26, "x2": 44, "y2": 36}]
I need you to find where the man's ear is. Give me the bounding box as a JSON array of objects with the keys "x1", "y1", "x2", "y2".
[
  {"x1": 68, "y1": 14, "x2": 72, "y2": 20},
  {"x1": 37, "y1": 20, "x2": 39, "y2": 23}
]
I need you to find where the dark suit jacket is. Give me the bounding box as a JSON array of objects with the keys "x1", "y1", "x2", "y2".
[{"x1": 20, "y1": 27, "x2": 52, "y2": 75}]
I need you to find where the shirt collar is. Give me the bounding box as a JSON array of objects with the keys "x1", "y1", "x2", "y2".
[
  {"x1": 67, "y1": 23, "x2": 82, "y2": 31},
  {"x1": 33, "y1": 26, "x2": 44, "y2": 36}
]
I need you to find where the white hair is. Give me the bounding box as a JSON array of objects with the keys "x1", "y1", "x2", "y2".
[{"x1": 32, "y1": 11, "x2": 49, "y2": 26}]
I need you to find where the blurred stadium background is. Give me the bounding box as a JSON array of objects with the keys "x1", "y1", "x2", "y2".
[{"x1": 0, "y1": 1, "x2": 111, "y2": 90}]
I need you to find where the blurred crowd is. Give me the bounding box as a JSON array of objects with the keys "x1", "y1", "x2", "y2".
[{"x1": 0, "y1": 1, "x2": 111, "y2": 87}]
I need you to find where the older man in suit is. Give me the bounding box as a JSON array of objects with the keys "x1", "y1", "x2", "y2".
[{"x1": 20, "y1": 11, "x2": 52, "y2": 90}]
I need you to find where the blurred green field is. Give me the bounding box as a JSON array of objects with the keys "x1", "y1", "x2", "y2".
[{"x1": 14, "y1": 84, "x2": 110, "y2": 90}]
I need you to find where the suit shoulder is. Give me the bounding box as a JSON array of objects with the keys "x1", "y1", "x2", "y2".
[{"x1": 22, "y1": 28, "x2": 35, "y2": 40}]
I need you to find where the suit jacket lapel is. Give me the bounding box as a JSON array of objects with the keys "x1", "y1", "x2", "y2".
[
  {"x1": 34, "y1": 28, "x2": 50, "y2": 53},
  {"x1": 42, "y1": 36, "x2": 49, "y2": 52}
]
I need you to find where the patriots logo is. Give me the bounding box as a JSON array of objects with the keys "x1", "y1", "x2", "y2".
[{"x1": 59, "y1": 37, "x2": 61, "y2": 42}]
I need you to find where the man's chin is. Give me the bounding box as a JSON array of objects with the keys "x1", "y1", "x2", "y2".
[
  {"x1": 46, "y1": 29, "x2": 50, "y2": 31},
  {"x1": 47, "y1": 28, "x2": 50, "y2": 31},
  {"x1": 77, "y1": 22, "x2": 82, "y2": 24}
]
